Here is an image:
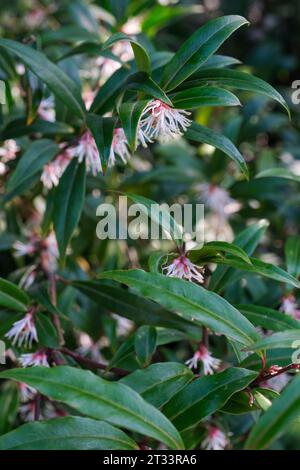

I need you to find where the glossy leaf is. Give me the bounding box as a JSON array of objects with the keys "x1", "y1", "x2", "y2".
[
  {"x1": 172, "y1": 86, "x2": 241, "y2": 109},
  {"x1": 119, "y1": 100, "x2": 149, "y2": 151},
  {"x1": 285, "y1": 236, "x2": 300, "y2": 279},
  {"x1": 236, "y1": 304, "x2": 300, "y2": 332},
  {"x1": 86, "y1": 114, "x2": 115, "y2": 168},
  {"x1": 0, "y1": 279, "x2": 29, "y2": 312},
  {"x1": 134, "y1": 325, "x2": 157, "y2": 366},
  {"x1": 244, "y1": 330, "x2": 300, "y2": 352}
]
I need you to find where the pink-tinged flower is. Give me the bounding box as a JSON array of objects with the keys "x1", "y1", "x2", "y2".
[
  {"x1": 19, "y1": 350, "x2": 50, "y2": 368},
  {"x1": 40, "y1": 232, "x2": 59, "y2": 273},
  {"x1": 202, "y1": 427, "x2": 229, "y2": 451},
  {"x1": 25, "y1": 8, "x2": 47, "y2": 29},
  {"x1": 280, "y1": 294, "x2": 300, "y2": 320},
  {"x1": 198, "y1": 183, "x2": 237, "y2": 218},
  {"x1": 185, "y1": 344, "x2": 221, "y2": 375},
  {"x1": 18, "y1": 382, "x2": 36, "y2": 402},
  {"x1": 5, "y1": 311, "x2": 38, "y2": 348},
  {"x1": 139, "y1": 100, "x2": 191, "y2": 143},
  {"x1": 163, "y1": 255, "x2": 205, "y2": 284},
  {"x1": 83, "y1": 89, "x2": 97, "y2": 112},
  {"x1": 13, "y1": 240, "x2": 36, "y2": 257},
  {"x1": 70, "y1": 130, "x2": 102, "y2": 175},
  {"x1": 19, "y1": 401, "x2": 36, "y2": 422},
  {"x1": 41, "y1": 149, "x2": 72, "y2": 189},
  {"x1": 38, "y1": 96, "x2": 55, "y2": 122},
  {"x1": 0, "y1": 139, "x2": 19, "y2": 162},
  {"x1": 109, "y1": 128, "x2": 130, "y2": 167}
]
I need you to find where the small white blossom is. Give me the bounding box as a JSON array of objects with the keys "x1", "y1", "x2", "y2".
[
  {"x1": 19, "y1": 350, "x2": 50, "y2": 368},
  {"x1": 70, "y1": 130, "x2": 102, "y2": 175},
  {"x1": 0, "y1": 139, "x2": 19, "y2": 162},
  {"x1": 185, "y1": 344, "x2": 221, "y2": 375},
  {"x1": 202, "y1": 427, "x2": 229, "y2": 451},
  {"x1": 40, "y1": 232, "x2": 59, "y2": 273},
  {"x1": 38, "y1": 96, "x2": 55, "y2": 122},
  {"x1": 197, "y1": 183, "x2": 237, "y2": 218},
  {"x1": 163, "y1": 255, "x2": 204, "y2": 284},
  {"x1": 18, "y1": 382, "x2": 36, "y2": 402},
  {"x1": 280, "y1": 294, "x2": 300, "y2": 320},
  {"x1": 5, "y1": 311, "x2": 38, "y2": 348},
  {"x1": 13, "y1": 240, "x2": 37, "y2": 257},
  {"x1": 41, "y1": 149, "x2": 72, "y2": 189},
  {"x1": 19, "y1": 402, "x2": 36, "y2": 422},
  {"x1": 109, "y1": 128, "x2": 131, "y2": 166},
  {"x1": 139, "y1": 100, "x2": 191, "y2": 143}
]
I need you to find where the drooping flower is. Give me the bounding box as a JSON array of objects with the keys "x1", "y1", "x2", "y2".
[
  {"x1": 19, "y1": 402, "x2": 36, "y2": 422},
  {"x1": 280, "y1": 294, "x2": 300, "y2": 320},
  {"x1": 13, "y1": 239, "x2": 37, "y2": 257},
  {"x1": 0, "y1": 139, "x2": 19, "y2": 162},
  {"x1": 202, "y1": 427, "x2": 229, "y2": 451},
  {"x1": 5, "y1": 311, "x2": 38, "y2": 348},
  {"x1": 109, "y1": 128, "x2": 131, "y2": 167},
  {"x1": 197, "y1": 183, "x2": 237, "y2": 219},
  {"x1": 185, "y1": 344, "x2": 221, "y2": 375},
  {"x1": 163, "y1": 255, "x2": 205, "y2": 284},
  {"x1": 41, "y1": 149, "x2": 72, "y2": 189},
  {"x1": 139, "y1": 100, "x2": 191, "y2": 143},
  {"x1": 70, "y1": 130, "x2": 102, "y2": 175},
  {"x1": 18, "y1": 382, "x2": 36, "y2": 402},
  {"x1": 19, "y1": 350, "x2": 50, "y2": 368}
]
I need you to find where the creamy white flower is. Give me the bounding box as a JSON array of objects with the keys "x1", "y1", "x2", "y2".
[
  {"x1": 139, "y1": 100, "x2": 191, "y2": 143},
  {"x1": 25, "y1": 8, "x2": 47, "y2": 29},
  {"x1": 0, "y1": 139, "x2": 19, "y2": 162},
  {"x1": 97, "y1": 41, "x2": 133, "y2": 83},
  {"x1": 109, "y1": 128, "x2": 131, "y2": 166},
  {"x1": 19, "y1": 402, "x2": 36, "y2": 422},
  {"x1": 13, "y1": 240, "x2": 37, "y2": 257},
  {"x1": 5, "y1": 312, "x2": 38, "y2": 348},
  {"x1": 41, "y1": 149, "x2": 72, "y2": 189},
  {"x1": 40, "y1": 232, "x2": 59, "y2": 273},
  {"x1": 185, "y1": 345, "x2": 221, "y2": 375},
  {"x1": 163, "y1": 255, "x2": 204, "y2": 284},
  {"x1": 280, "y1": 294, "x2": 300, "y2": 320},
  {"x1": 38, "y1": 96, "x2": 55, "y2": 122},
  {"x1": 70, "y1": 130, "x2": 102, "y2": 175},
  {"x1": 18, "y1": 382, "x2": 36, "y2": 402},
  {"x1": 197, "y1": 183, "x2": 236, "y2": 218},
  {"x1": 19, "y1": 350, "x2": 50, "y2": 368},
  {"x1": 202, "y1": 427, "x2": 229, "y2": 451}
]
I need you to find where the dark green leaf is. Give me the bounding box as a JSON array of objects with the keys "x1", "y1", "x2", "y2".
[{"x1": 134, "y1": 325, "x2": 157, "y2": 366}]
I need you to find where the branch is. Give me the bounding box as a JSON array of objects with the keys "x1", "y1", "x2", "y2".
[{"x1": 60, "y1": 348, "x2": 130, "y2": 377}]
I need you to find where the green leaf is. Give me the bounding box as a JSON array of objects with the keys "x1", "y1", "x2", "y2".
[
  {"x1": 125, "y1": 193, "x2": 183, "y2": 246},
  {"x1": 119, "y1": 100, "x2": 149, "y2": 151},
  {"x1": 86, "y1": 114, "x2": 115, "y2": 169},
  {"x1": 5, "y1": 140, "x2": 59, "y2": 201},
  {"x1": 163, "y1": 367, "x2": 257, "y2": 432},
  {"x1": 102, "y1": 32, "x2": 151, "y2": 74},
  {"x1": 0, "y1": 417, "x2": 138, "y2": 450},
  {"x1": 245, "y1": 374, "x2": 300, "y2": 449},
  {"x1": 35, "y1": 313, "x2": 60, "y2": 348},
  {"x1": 126, "y1": 72, "x2": 173, "y2": 106},
  {"x1": 99, "y1": 269, "x2": 260, "y2": 345},
  {"x1": 285, "y1": 236, "x2": 300, "y2": 279},
  {"x1": 134, "y1": 325, "x2": 157, "y2": 366},
  {"x1": 0, "y1": 366, "x2": 184, "y2": 450},
  {"x1": 161, "y1": 15, "x2": 249, "y2": 91},
  {"x1": 209, "y1": 220, "x2": 269, "y2": 293},
  {"x1": 214, "y1": 256, "x2": 300, "y2": 289},
  {"x1": 236, "y1": 304, "x2": 300, "y2": 332},
  {"x1": 240, "y1": 349, "x2": 295, "y2": 370},
  {"x1": 185, "y1": 122, "x2": 248, "y2": 178},
  {"x1": 71, "y1": 280, "x2": 199, "y2": 338},
  {"x1": 120, "y1": 362, "x2": 193, "y2": 408},
  {"x1": 53, "y1": 159, "x2": 86, "y2": 262},
  {"x1": 244, "y1": 330, "x2": 300, "y2": 352},
  {"x1": 90, "y1": 67, "x2": 132, "y2": 114},
  {"x1": 189, "y1": 241, "x2": 251, "y2": 265},
  {"x1": 0, "y1": 382, "x2": 19, "y2": 435},
  {"x1": 2, "y1": 118, "x2": 73, "y2": 140},
  {"x1": 255, "y1": 168, "x2": 300, "y2": 182},
  {"x1": 185, "y1": 68, "x2": 290, "y2": 116},
  {"x1": 0, "y1": 39, "x2": 85, "y2": 118},
  {"x1": 0, "y1": 279, "x2": 29, "y2": 312},
  {"x1": 172, "y1": 86, "x2": 241, "y2": 109}
]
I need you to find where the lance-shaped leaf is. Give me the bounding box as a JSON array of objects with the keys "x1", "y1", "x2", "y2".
[
  {"x1": 245, "y1": 374, "x2": 300, "y2": 449},
  {"x1": 121, "y1": 363, "x2": 193, "y2": 409},
  {"x1": 53, "y1": 159, "x2": 86, "y2": 261},
  {"x1": 210, "y1": 220, "x2": 269, "y2": 293},
  {"x1": 236, "y1": 304, "x2": 300, "y2": 332},
  {"x1": 125, "y1": 193, "x2": 184, "y2": 246},
  {"x1": 185, "y1": 122, "x2": 248, "y2": 178},
  {"x1": 285, "y1": 236, "x2": 300, "y2": 279},
  {"x1": 5, "y1": 140, "x2": 59, "y2": 201},
  {"x1": 0, "y1": 279, "x2": 29, "y2": 312},
  {"x1": 86, "y1": 114, "x2": 115, "y2": 169},
  {"x1": 171, "y1": 86, "x2": 241, "y2": 109},
  {"x1": 255, "y1": 168, "x2": 300, "y2": 183},
  {"x1": 163, "y1": 368, "x2": 257, "y2": 432},
  {"x1": 126, "y1": 72, "x2": 173, "y2": 106},
  {"x1": 102, "y1": 32, "x2": 151, "y2": 74},
  {"x1": 0, "y1": 417, "x2": 138, "y2": 450},
  {"x1": 184, "y1": 68, "x2": 289, "y2": 116},
  {"x1": 119, "y1": 100, "x2": 149, "y2": 151},
  {"x1": 244, "y1": 330, "x2": 300, "y2": 352},
  {"x1": 99, "y1": 270, "x2": 260, "y2": 345},
  {"x1": 161, "y1": 15, "x2": 249, "y2": 91},
  {"x1": 0, "y1": 39, "x2": 85, "y2": 118},
  {"x1": 134, "y1": 325, "x2": 157, "y2": 367},
  {"x1": 189, "y1": 241, "x2": 251, "y2": 265},
  {"x1": 0, "y1": 366, "x2": 184, "y2": 450}
]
